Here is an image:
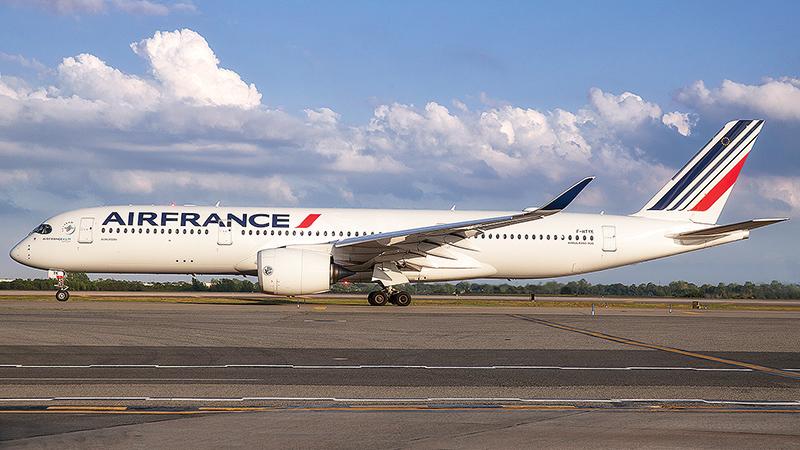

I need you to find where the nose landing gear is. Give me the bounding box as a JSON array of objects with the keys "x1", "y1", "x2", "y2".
[{"x1": 49, "y1": 269, "x2": 69, "y2": 302}]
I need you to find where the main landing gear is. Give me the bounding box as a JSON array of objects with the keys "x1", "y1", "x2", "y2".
[{"x1": 367, "y1": 288, "x2": 411, "y2": 307}]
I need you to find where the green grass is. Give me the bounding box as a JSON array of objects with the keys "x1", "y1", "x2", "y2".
[{"x1": 2, "y1": 292, "x2": 800, "y2": 310}]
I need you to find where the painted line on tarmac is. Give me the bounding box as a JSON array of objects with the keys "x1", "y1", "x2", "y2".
[
  {"x1": 1, "y1": 397, "x2": 799, "y2": 407},
  {"x1": 509, "y1": 314, "x2": 800, "y2": 381},
  {"x1": 1, "y1": 364, "x2": 794, "y2": 372}
]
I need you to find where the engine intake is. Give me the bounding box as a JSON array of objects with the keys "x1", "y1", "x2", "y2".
[{"x1": 257, "y1": 248, "x2": 353, "y2": 295}]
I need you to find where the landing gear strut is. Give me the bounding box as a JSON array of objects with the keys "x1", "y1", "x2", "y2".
[{"x1": 367, "y1": 287, "x2": 411, "y2": 307}]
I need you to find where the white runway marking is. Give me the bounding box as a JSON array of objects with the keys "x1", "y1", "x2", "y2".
[
  {"x1": 1, "y1": 363, "x2": 793, "y2": 372},
  {"x1": 0, "y1": 396, "x2": 798, "y2": 407}
]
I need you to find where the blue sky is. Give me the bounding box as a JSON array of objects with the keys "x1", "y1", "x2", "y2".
[{"x1": 0, "y1": 0, "x2": 798, "y2": 283}]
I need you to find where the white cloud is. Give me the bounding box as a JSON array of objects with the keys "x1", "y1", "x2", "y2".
[
  {"x1": 748, "y1": 175, "x2": 800, "y2": 213},
  {"x1": 0, "y1": 52, "x2": 49, "y2": 73},
  {"x1": 677, "y1": 78, "x2": 800, "y2": 121},
  {"x1": 102, "y1": 170, "x2": 298, "y2": 204},
  {"x1": 112, "y1": 0, "x2": 169, "y2": 15},
  {"x1": 57, "y1": 53, "x2": 160, "y2": 108},
  {"x1": 7, "y1": 0, "x2": 193, "y2": 15},
  {"x1": 0, "y1": 29, "x2": 729, "y2": 220},
  {"x1": 661, "y1": 111, "x2": 695, "y2": 136},
  {"x1": 587, "y1": 87, "x2": 662, "y2": 127},
  {"x1": 131, "y1": 29, "x2": 262, "y2": 109}
]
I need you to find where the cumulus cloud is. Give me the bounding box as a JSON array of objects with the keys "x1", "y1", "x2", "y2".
[
  {"x1": 58, "y1": 53, "x2": 160, "y2": 108},
  {"x1": 587, "y1": 88, "x2": 662, "y2": 127},
  {"x1": 131, "y1": 29, "x2": 262, "y2": 109},
  {"x1": 677, "y1": 78, "x2": 800, "y2": 121},
  {"x1": 661, "y1": 111, "x2": 695, "y2": 136},
  {"x1": 0, "y1": 28, "x2": 719, "y2": 221}
]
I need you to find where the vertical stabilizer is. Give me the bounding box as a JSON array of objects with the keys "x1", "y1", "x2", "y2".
[{"x1": 634, "y1": 119, "x2": 763, "y2": 224}]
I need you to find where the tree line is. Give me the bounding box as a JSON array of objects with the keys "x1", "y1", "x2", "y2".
[{"x1": 2, "y1": 273, "x2": 799, "y2": 299}]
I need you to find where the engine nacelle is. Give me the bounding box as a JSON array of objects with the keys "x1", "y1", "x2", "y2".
[{"x1": 257, "y1": 248, "x2": 352, "y2": 295}]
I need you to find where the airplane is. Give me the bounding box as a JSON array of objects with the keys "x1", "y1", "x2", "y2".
[{"x1": 9, "y1": 119, "x2": 788, "y2": 305}]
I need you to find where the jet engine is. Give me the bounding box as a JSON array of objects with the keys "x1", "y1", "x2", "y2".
[{"x1": 257, "y1": 248, "x2": 353, "y2": 295}]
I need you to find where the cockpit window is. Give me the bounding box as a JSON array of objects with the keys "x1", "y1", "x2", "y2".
[{"x1": 32, "y1": 224, "x2": 52, "y2": 235}]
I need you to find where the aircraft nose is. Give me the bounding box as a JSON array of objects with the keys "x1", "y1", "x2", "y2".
[{"x1": 9, "y1": 242, "x2": 24, "y2": 264}]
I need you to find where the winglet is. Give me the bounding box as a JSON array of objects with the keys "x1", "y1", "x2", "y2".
[{"x1": 532, "y1": 177, "x2": 595, "y2": 213}]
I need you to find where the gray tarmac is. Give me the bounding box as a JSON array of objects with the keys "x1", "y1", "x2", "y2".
[{"x1": 0, "y1": 298, "x2": 799, "y2": 448}]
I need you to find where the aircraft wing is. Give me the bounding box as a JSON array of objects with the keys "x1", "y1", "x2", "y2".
[
  {"x1": 335, "y1": 177, "x2": 594, "y2": 250},
  {"x1": 332, "y1": 177, "x2": 593, "y2": 275},
  {"x1": 672, "y1": 218, "x2": 788, "y2": 239}
]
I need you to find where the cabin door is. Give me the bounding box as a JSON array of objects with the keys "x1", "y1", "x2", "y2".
[
  {"x1": 78, "y1": 217, "x2": 94, "y2": 244},
  {"x1": 217, "y1": 221, "x2": 232, "y2": 245}
]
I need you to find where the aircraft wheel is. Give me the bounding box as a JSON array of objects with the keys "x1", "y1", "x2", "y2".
[
  {"x1": 393, "y1": 291, "x2": 411, "y2": 307},
  {"x1": 370, "y1": 290, "x2": 388, "y2": 306},
  {"x1": 55, "y1": 290, "x2": 70, "y2": 302}
]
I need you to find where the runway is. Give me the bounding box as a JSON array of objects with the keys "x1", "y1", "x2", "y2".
[{"x1": 1, "y1": 298, "x2": 799, "y2": 447}]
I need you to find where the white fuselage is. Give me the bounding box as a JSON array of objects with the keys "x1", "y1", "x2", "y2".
[{"x1": 10, "y1": 206, "x2": 747, "y2": 283}]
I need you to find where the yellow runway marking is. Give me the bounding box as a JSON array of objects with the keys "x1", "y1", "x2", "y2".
[
  {"x1": 47, "y1": 406, "x2": 127, "y2": 411},
  {"x1": 509, "y1": 314, "x2": 800, "y2": 381}
]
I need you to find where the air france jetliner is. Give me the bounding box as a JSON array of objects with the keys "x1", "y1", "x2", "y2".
[{"x1": 9, "y1": 120, "x2": 788, "y2": 305}]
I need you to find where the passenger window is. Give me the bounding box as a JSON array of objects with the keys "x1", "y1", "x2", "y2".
[
  {"x1": 510, "y1": 234, "x2": 514, "y2": 239},
  {"x1": 248, "y1": 230, "x2": 253, "y2": 235},
  {"x1": 539, "y1": 234, "x2": 543, "y2": 240},
  {"x1": 324, "y1": 231, "x2": 328, "y2": 236},
  {"x1": 568, "y1": 235, "x2": 572, "y2": 240},
  {"x1": 339, "y1": 231, "x2": 343, "y2": 237},
  {"x1": 517, "y1": 234, "x2": 521, "y2": 240},
  {"x1": 183, "y1": 229, "x2": 187, "y2": 234},
  {"x1": 488, "y1": 234, "x2": 492, "y2": 239},
  {"x1": 546, "y1": 235, "x2": 550, "y2": 240},
  {"x1": 582, "y1": 235, "x2": 586, "y2": 241},
  {"x1": 347, "y1": 231, "x2": 351, "y2": 237},
  {"x1": 590, "y1": 236, "x2": 594, "y2": 241}
]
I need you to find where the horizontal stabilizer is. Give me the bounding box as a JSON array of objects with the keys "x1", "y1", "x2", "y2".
[{"x1": 672, "y1": 218, "x2": 788, "y2": 239}]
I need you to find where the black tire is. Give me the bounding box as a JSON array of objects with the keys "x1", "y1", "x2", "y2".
[
  {"x1": 55, "y1": 290, "x2": 69, "y2": 302},
  {"x1": 367, "y1": 291, "x2": 378, "y2": 306},
  {"x1": 371, "y1": 291, "x2": 389, "y2": 306},
  {"x1": 394, "y1": 291, "x2": 411, "y2": 307}
]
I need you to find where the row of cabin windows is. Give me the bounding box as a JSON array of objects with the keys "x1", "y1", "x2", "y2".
[
  {"x1": 99, "y1": 227, "x2": 593, "y2": 242},
  {"x1": 477, "y1": 233, "x2": 593, "y2": 241},
  {"x1": 101, "y1": 227, "x2": 210, "y2": 235},
  {"x1": 243, "y1": 229, "x2": 377, "y2": 237}
]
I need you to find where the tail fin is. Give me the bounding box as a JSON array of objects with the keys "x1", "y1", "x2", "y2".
[{"x1": 634, "y1": 119, "x2": 764, "y2": 224}]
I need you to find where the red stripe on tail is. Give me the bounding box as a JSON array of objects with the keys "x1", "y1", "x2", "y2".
[
  {"x1": 296, "y1": 213, "x2": 321, "y2": 228},
  {"x1": 691, "y1": 154, "x2": 749, "y2": 212}
]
